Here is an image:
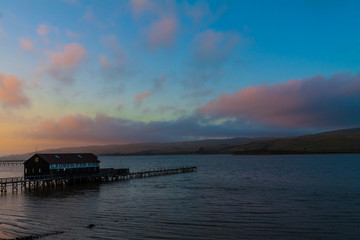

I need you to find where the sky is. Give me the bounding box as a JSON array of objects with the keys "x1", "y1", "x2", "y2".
[{"x1": 0, "y1": 0, "x2": 360, "y2": 156}]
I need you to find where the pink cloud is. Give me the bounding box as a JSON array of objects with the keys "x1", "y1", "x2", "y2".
[
  {"x1": 37, "y1": 24, "x2": 50, "y2": 37},
  {"x1": 19, "y1": 38, "x2": 34, "y2": 51},
  {"x1": 198, "y1": 72, "x2": 360, "y2": 128},
  {"x1": 99, "y1": 35, "x2": 126, "y2": 81},
  {"x1": 135, "y1": 90, "x2": 153, "y2": 103},
  {"x1": 25, "y1": 113, "x2": 248, "y2": 145},
  {"x1": 131, "y1": 0, "x2": 150, "y2": 15},
  {"x1": 99, "y1": 55, "x2": 111, "y2": 68},
  {"x1": 45, "y1": 43, "x2": 87, "y2": 83},
  {"x1": 0, "y1": 73, "x2": 30, "y2": 108},
  {"x1": 147, "y1": 16, "x2": 177, "y2": 49},
  {"x1": 184, "y1": 1, "x2": 210, "y2": 24},
  {"x1": 118, "y1": 104, "x2": 124, "y2": 111},
  {"x1": 192, "y1": 29, "x2": 239, "y2": 66},
  {"x1": 49, "y1": 43, "x2": 87, "y2": 68},
  {"x1": 100, "y1": 35, "x2": 125, "y2": 65}
]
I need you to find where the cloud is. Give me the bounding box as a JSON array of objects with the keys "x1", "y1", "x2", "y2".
[
  {"x1": 191, "y1": 29, "x2": 239, "y2": 66},
  {"x1": 147, "y1": 16, "x2": 177, "y2": 49},
  {"x1": 25, "y1": 112, "x2": 306, "y2": 146},
  {"x1": 184, "y1": 0, "x2": 211, "y2": 24},
  {"x1": 99, "y1": 55, "x2": 111, "y2": 68},
  {"x1": 37, "y1": 24, "x2": 50, "y2": 37},
  {"x1": 99, "y1": 35, "x2": 126, "y2": 80},
  {"x1": 130, "y1": 0, "x2": 156, "y2": 17},
  {"x1": 135, "y1": 90, "x2": 153, "y2": 103},
  {"x1": 154, "y1": 76, "x2": 165, "y2": 90},
  {"x1": 118, "y1": 104, "x2": 124, "y2": 111},
  {"x1": 184, "y1": 1, "x2": 227, "y2": 26},
  {"x1": 46, "y1": 42, "x2": 88, "y2": 83},
  {"x1": 82, "y1": 5, "x2": 105, "y2": 28},
  {"x1": 181, "y1": 29, "x2": 240, "y2": 89},
  {"x1": 19, "y1": 38, "x2": 34, "y2": 51},
  {"x1": 49, "y1": 43, "x2": 87, "y2": 68},
  {"x1": 198, "y1": 72, "x2": 360, "y2": 128},
  {"x1": 133, "y1": 76, "x2": 165, "y2": 105},
  {"x1": 0, "y1": 73, "x2": 30, "y2": 108},
  {"x1": 129, "y1": 0, "x2": 178, "y2": 49},
  {"x1": 36, "y1": 24, "x2": 59, "y2": 43},
  {"x1": 83, "y1": 5, "x2": 96, "y2": 23},
  {"x1": 24, "y1": 114, "x2": 227, "y2": 144},
  {"x1": 145, "y1": 105, "x2": 186, "y2": 117}
]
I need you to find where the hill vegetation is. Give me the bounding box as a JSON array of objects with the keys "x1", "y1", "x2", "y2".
[{"x1": 231, "y1": 128, "x2": 360, "y2": 155}]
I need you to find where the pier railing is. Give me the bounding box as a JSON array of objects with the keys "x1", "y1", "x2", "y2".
[
  {"x1": 0, "y1": 166, "x2": 197, "y2": 193},
  {"x1": 0, "y1": 160, "x2": 25, "y2": 166}
]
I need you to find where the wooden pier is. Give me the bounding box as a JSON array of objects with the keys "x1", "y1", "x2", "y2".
[
  {"x1": 0, "y1": 166, "x2": 197, "y2": 193},
  {"x1": 0, "y1": 160, "x2": 25, "y2": 166}
]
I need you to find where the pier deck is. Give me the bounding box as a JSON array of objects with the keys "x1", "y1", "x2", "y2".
[
  {"x1": 0, "y1": 166, "x2": 197, "y2": 193},
  {"x1": 0, "y1": 160, "x2": 25, "y2": 166}
]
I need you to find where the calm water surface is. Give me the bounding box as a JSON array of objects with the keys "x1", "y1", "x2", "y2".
[{"x1": 0, "y1": 154, "x2": 360, "y2": 239}]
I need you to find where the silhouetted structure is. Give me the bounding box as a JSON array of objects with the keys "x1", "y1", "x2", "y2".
[{"x1": 24, "y1": 153, "x2": 100, "y2": 177}]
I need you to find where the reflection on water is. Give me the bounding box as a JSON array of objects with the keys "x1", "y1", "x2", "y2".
[{"x1": 1, "y1": 154, "x2": 360, "y2": 239}]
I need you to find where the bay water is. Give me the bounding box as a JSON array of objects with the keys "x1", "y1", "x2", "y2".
[{"x1": 0, "y1": 154, "x2": 360, "y2": 239}]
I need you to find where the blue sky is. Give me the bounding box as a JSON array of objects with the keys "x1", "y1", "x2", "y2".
[{"x1": 0, "y1": 0, "x2": 359, "y2": 155}]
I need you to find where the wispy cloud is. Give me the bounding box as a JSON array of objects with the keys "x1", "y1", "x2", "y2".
[
  {"x1": 45, "y1": 42, "x2": 88, "y2": 83},
  {"x1": 23, "y1": 113, "x2": 242, "y2": 144},
  {"x1": 0, "y1": 73, "x2": 30, "y2": 108},
  {"x1": 147, "y1": 16, "x2": 178, "y2": 49},
  {"x1": 135, "y1": 90, "x2": 153, "y2": 103},
  {"x1": 198, "y1": 72, "x2": 360, "y2": 128},
  {"x1": 184, "y1": 1, "x2": 227, "y2": 26},
  {"x1": 191, "y1": 29, "x2": 239, "y2": 66},
  {"x1": 24, "y1": 111, "x2": 306, "y2": 147},
  {"x1": 154, "y1": 76, "x2": 165, "y2": 90},
  {"x1": 130, "y1": 0, "x2": 157, "y2": 17},
  {"x1": 19, "y1": 38, "x2": 34, "y2": 51},
  {"x1": 66, "y1": 30, "x2": 81, "y2": 39},
  {"x1": 37, "y1": 24, "x2": 50, "y2": 37},
  {"x1": 36, "y1": 23, "x2": 58, "y2": 43},
  {"x1": 117, "y1": 104, "x2": 124, "y2": 111},
  {"x1": 99, "y1": 35, "x2": 126, "y2": 80}
]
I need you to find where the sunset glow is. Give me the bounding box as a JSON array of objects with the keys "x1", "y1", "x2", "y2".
[{"x1": 0, "y1": 0, "x2": 359, "y2": 155}]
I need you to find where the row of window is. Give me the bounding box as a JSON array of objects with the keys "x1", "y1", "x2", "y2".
[
  {"x1": 49, "y1": 163, "x2": 99, "y2": 170},
  {"x1": 25, "y1": 168, "x2": 41, "y2": 173}
]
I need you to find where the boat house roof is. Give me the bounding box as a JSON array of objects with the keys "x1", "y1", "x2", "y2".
[{"x1": 25, "y1": 153, "x2": 100, "y2": 164}]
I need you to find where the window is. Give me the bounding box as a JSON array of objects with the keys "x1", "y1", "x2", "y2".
[
  {"x1": 39, "y1": 168, "x2": 41, "y2": 173},
  {"x1": 25, "y1": 168, "x2": 27, "y2": 174}
]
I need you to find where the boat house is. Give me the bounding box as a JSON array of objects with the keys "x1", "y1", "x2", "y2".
[{"x1": 24, "y1": 153, "x2": 100, "y2": 177}]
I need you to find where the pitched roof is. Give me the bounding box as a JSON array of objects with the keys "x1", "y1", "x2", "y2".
[{"x1": 29, "y1": 153, "x2": 100, "y2": 164}]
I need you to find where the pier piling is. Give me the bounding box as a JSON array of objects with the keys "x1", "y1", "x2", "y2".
[{"x1": 0, "y1": 166, "x2": 197, "y2": 193}]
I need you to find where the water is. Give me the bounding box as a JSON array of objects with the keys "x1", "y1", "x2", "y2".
[{"x1": 1, "y1": 154, "x2": 360, "y2": 239}]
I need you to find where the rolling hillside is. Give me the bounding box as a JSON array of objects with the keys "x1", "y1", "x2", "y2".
[
  {"x1": 2, "y1": 128, "x2": 360, "y2": 160},
  {"x1": 0, "y1": 137, "x2": 256, "y2": 160},
  {"x1": 231, "y1": 128, "x2": 360, "y2": 154}
]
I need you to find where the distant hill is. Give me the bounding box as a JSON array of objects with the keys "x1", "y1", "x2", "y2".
[
  {"x1": 0, "y1": 137, "x2": 256, "y2": 160},
  {"x1": 2, "y1": 128, "x2": 360, "y2": 160},
  {"x1": 231, "y1": 128, "x2": 360, "y2": 155}
]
